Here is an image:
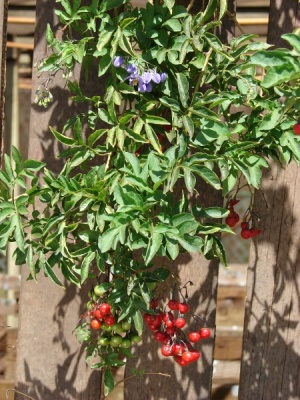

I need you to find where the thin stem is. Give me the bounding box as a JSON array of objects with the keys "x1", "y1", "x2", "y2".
[
  {"x1": 193, "y1": 47, "x2": 213, "y2": 97},
  {"x1": 6, "y1": 389, "x2": 36, "y2": 400},
  {"x1": 187, "y1": 0, "x2": 195, "y2": 12}
]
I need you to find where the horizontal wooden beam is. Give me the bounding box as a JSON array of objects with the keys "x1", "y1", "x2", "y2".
[
  {"x1": 7, "y1": 16, "x2": 35, "y2": 25},
  {"x1": 6, "y1": 41, "x2": 34, "y2": 50}
]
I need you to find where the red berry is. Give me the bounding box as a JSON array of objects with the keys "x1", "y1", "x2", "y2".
[
  {"x1": 153, "y1": 331, "x2": 166, "y2": 342},
  {"x1": 174, "y1": 318, "x2": 186, "y2": 329},
  {"x1": 143, "y1": 313, "x2": 152, "y2": 323},
  {"x1": 241, "y1": 221, "x2": 248, "y2": 230},
  {"x1": 174, "y1": 355, "x2": 189, "y2": 367},
  {"x1": 225, "y1": 211, "x2": 240, "y2": 228},
  {"x1": 150, "y1": 298, "x2": 159, "y2": 309},
  {"x1": 148, "y1": 324, "x2": 159, "y2": 331},
  {"x1": 161, "y1": 344, "x2": 173, "y2": 357},
  {"x1": 190, "y1": 349, "x2": 200, "y2": 361},
  {"x1": 99, "y1": 303, "x2": 111, "y2": 315},
  {"x1": 241, "y1": 229, "x2": 253, "y2": 239},
  {"x1": 168, "y1": 299, "x2": 179, "y2": 310},
  {"x1": 104, "y1": 314, "x2": 115, "y2": 326},
  {"x1": 163, "y1": 124, "x2": 172, "y2": 132},
  {"x1": 171, "y1": 343, "x2": 185, "y2": 356},
  {"x1": 188, "y1": 332, "x2": 201, "y2": 343},
  {"x1": 162, "y1": 311, "x2": 174, "y2": 322},
  {"x1": 165, "y1": 319, "x2": 174, "y2": 328},
  {"x1": 165, "y1": 326, "x2": 176, "y2": 336},
  {"x1": 293, "y1": 123, "x2": 300, "y2": 135},
  {"x1": 95, "y1": 309, "x2": 104, "y2": 320},
  {"x1": 229, "y1": 198, "x2": 240, "y2": 207},
  {"x1": 178, "y1": 302, "x2": 189, "y2": 314},
  {"x1": 152, "y1": 314, "x2": 163, "y2": 327},
  {"x1": 182, "y1": 351, "x2": 197, "y2": 363},
  {"x1": 90, "y1": 318, "x2": 102, "y2": 330},
  {"x1": 199, "y1": 327, "x2": 211, "y2": 339}
]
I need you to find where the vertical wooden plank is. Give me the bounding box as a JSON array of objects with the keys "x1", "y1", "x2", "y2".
[
  {"x1": 14, "y1": 1, "x2": 102, "y2": 399},
  {"x1": 0, "y1": 0, "x2": 9, "y2": 166},
  {"x1": 239, "y1": 2, "x2": 300, "y2": 399}
]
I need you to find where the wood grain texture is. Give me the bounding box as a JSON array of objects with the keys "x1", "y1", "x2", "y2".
[
  {"x1": 239, "y1": 3, "x2": 300, "y2": 399},
  {"x1": 239, "y1": 162, "x2": 300, "y2": 399},
  {"x1": 14, "y1": 1, "x2": 102, "y2": 399},
  {"x1": 0, "y1": 0, "x2": 8, "y2": 167}
]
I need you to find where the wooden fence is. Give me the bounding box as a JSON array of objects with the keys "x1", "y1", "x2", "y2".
[{"x1": 1, "y1": 1, "x2": 300, "y2": 400}]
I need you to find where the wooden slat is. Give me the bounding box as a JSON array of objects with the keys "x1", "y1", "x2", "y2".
[
  {"x1": 6, "y1": 41, "x2": 34, "y2": 50},
  {"x1": 215, "y1": 331, "x2": 243, "y2": 360},
  {"x1": 7, "y1": 16, "x2": 35, "y2": 24},
  {"x1": 213, "y1": 360, "x2": 241, "y2": 386}
]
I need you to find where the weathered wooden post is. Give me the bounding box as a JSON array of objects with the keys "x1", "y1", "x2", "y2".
[
  {"x1": 0, "y1": 0, "x2": 9, "y2": 165},
  {"x1": 14, "y1": 1, "x2": 101, "y2": 399},
  {"x1": 239, "y1": 2, "x2": 300, "y2": 399}
]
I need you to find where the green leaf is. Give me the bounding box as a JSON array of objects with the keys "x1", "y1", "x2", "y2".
[
  {"x1": 81, "y1": 251, "x2": 95, "y2": 284},
  {"x1": 26, "y1": 245, "x2": 37, "y2": 281},
  {"x1": 176, "y1": 73, "x2": 189, "y2": 108},
  {"x1": 145, "y1": 231, "x2": 163, "y2": 264},
  {"x1": 282, "y1": 33, "x2": 300, "y2": 54},
  {"x1": 189, "y1": 165, "x2": 221, "y2": 190},
  {"x1": 164, "y1": 0, "x2": 175, "y2": 12},
  {"x1": 99, "y1": 227, "x2": 121, "y2": 253},
  {"x1": 12, "y1": 146, "x2": 22, "y2": 173},
  {"x1": 182, "y1": 115, "x2": 194, "y2": 137},
  {"x1": 73, "y1": 117, "x2": 85, "y2": 144},
  {"x1": 132, "y1": 308, "x2": 143, "y2": 336},
  {"x1": 50, "y1": 127, "x2": 76, "y2": 146},
  {"x1": 11, "y1": 213, "x2": 25, "y2": 253},
  {"x1": 200, "y1": 0, "x2": 218, "y2": 24},
  {"x1": 145, "y1": 124, "x2": 163, "y2": 153},
  {"x1": 44, "y1": 260, "x2": 65, "y2": 287},
  {"x1": 4, "y1": 154, "x2": 14, "y2": 180},
  {"x1": 123, "y1": 152, "x2": 140, "y2": 175},
  {"x1": 23, "y1": 159, "x2": 46, "y2": 171},
  {"x1": 219, "y1": 0, "x2": 228, "y2": 20},
  {"x1": 46, "y1": 23, "x2": 55, "y2": 45},
  {"x1": 0, "y1": 170, "x2": 11, "y2": 186},
  {"x1": 104, "y1": 368, "x2": 115, "y2": 397},
  {"x1": 144, "y1": 115, "x2": 170, "y2": 125},
  {"x1": 159, "y1": 96, "x2": 180, "y2": 112},
  {"x1": 100, "y1": 0, "x2": 130, "y2": 12},
  {"x1": 162, "y1": 19, "x2": 182, "y2": 32}
]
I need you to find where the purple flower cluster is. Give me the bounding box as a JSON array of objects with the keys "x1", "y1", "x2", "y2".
[{"x1": 113, "y1": 56, "x2": 167, "y2": 93}]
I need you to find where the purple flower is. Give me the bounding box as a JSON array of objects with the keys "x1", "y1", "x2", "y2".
[
  {"x1": 151, "y1": 72, "x2": 162, "y2": 84},
  {"x1": 160, "y1": 72, "x2": 167, "y2": 82},
  {"x1": 113, "y1": 56, "x2": 124, "y2": 67},
  {"x1": 138, "y1": 77, "x2": 153, "y2": 93},
  {"x1": 141, "y1": 71, "x2": 152, "y2": 84},
  {"x1": 126, "y1": 63, "x2": 138, "y2": 77}
]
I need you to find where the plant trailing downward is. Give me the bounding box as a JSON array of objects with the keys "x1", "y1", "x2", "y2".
[{"x1": 2, "y1": 0, "x2": 300, "y2": 394}]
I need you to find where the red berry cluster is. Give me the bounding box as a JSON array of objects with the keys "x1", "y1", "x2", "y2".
[
  {"x1": 89, "y1": 302, "x2": 114, "y2": 330},
  {"x1": 144, "y1": 298, "x2": 211, "y2": 367},
  {"x1": 240, "y1": 221, "x2": 262, "y2": 239},
  {"x1": 225, "y1": 199, "x2": 240, "y2": 228},
  {"x1": 225, "y1": 198, "x2": 262, "y2": 240}
]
